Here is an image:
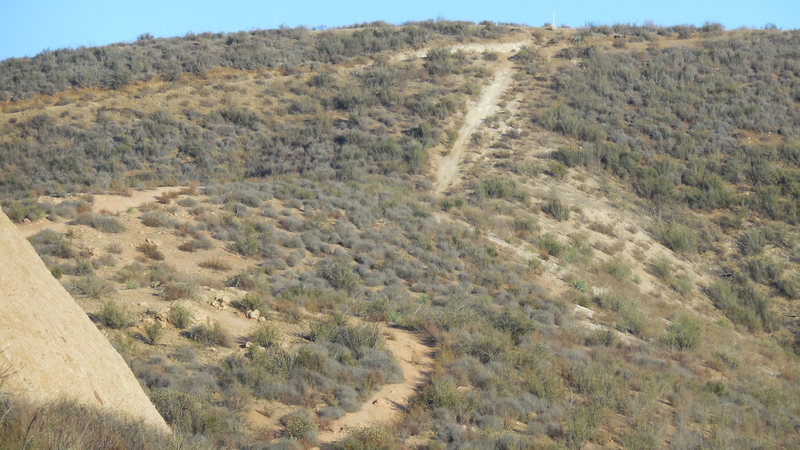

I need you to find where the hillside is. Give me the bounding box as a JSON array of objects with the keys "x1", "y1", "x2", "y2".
[{"x1": 2, "y1": 21, "x2": 800, "y2": 448}]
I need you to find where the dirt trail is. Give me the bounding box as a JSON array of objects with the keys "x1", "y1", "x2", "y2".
[
  {"x1": 393, "y1": 40, "x2": 528, "y2": 62},
  {"x1": 317, "y1": 325, "x2": 433, "y2": 446},
  {"x1": 432, "y1": 62, "x2": 515, "y2": 195}
]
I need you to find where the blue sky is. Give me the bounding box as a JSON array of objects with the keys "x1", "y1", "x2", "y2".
[{"x1": 1, "y1": 1, "x2": 797, "y2": 60}]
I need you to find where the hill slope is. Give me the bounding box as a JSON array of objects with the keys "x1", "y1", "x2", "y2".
[{"x1": 2, "y1": 21, "x2": 800, "y2": 448}]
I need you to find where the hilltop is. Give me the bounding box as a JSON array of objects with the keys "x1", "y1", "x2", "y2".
[{"x1": 2, "y1": 21, "x2": 800, "y2": 448}]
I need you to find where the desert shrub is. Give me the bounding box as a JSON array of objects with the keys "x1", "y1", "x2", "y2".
[
  {"x1": 539, "y1": 234, "x2": 565, "y2": 257},
  {"x1": 416, "y1": 378, "x2": 468, "y2": 415},
  {"x1": 225, "y1": 271, "x2": 265, "y2": 290},
  {"x1": 3, "y1": 200, "x2": 46, "y2": 223},
  {"x1": 0, "y1": 395, "x2": 173, "y2": 449},
  {"x1": 601, "y1": 257, "x2": 632, "y2": 281},
  {"x1": 198, "y1": 258, "x2": 231, "y2": 271},
  {"x1": 337, "y1": 426, "x2": 397, "y2": 450},
  {"x1": 168, "y1": 303, "x2": 193, "y2": 329},
  {"x1": 66, "y1": 257, "x2": 94, "y2": 276},
  {"x1": 663, "y1": 315, "x2": 702, "y2": 350},
  {"x1": 115, "y1": 262, "x2": 149, "y2": 289},
  {"x1": 237, "y1": 293, "x2": 264, "y2": 312},
  {"x1": 658, "y1": 222, "x2": 698, "y2": 253},
  {"x1": 493, "y1": 310, "x2": 535, "y2": 344},
  {"x1": 320, "y1": 260, "x2": 358, "y2": 293},
  {"x1": 178, "y1": 236, "x2": 214, "y2": 252},
  {"x1": 777, "y1": 276, "x2": 800, "y2": 299},
  {"x1": 70, "y1": 213, "x2": 126, "y2": 233},
  {"x1": 588, "y1": 328, "x2": 619, "y2": 347},
  {"x1": 594, "y1": 293, "x2": 649, "y2": 337},
  {"x1": 738, "y1": 229, "x2": 766, "y2": 256},
  {"x1": 424, "y1": 47, "x2": 453, "y2": 75},
  {"x1": 149, "y1": 388, "x2": 222, "y2": 435},
  {"x1": 280, "y1": 409, "x2": 318, "y2": 444},
  {"x1": 743, "y1": 256, "x2": 784, "y2": 285},
  {"x1": 650, "y1": 257, "x2": 672, "y2": 279},
  {"x1": 571, "y1": 279, "x2": 588, "y2": 292},
  {"x1": 542, "y1": 197, "x2": 570, "y2": 221},
  {"x1": 163, "y1": 280, "x2": 197, "y2": 301},
  {"x1": 96, "y1": 301, "x2": 133, "y2": 329},
  {"x1": 566, "y1": 406, "x2": 603, "y2": 449},
  {"x1": 309, "y1": 315, "x2": 380, "y2": 357},
  {"x1": 250, "y1": 324, "x2": 281, "y2": 348},
  {"x1": 141, "y1": 211, "x2": 176, "y2": 228},
  {"x1": 137, "y1": 242, "x2": 165, "y2": 261},
  {"x1": 188, "y1": 322, "x2": 231, "y2": 347},
  {"x1": 143, "y1": 321, "x2": 163, "y2": 345},
  {"x1": 68, "y1": 275, "x2": 115, "y2": 298},
  {"x1": 478, "y1": 178, "x2": 525, "y2": 200},
  {"x1": 706, "y1": 281, "x2": 778, "y2": 331},
  {"x1": 28, "y1": 230, "x2": 73, "y2": 258}
]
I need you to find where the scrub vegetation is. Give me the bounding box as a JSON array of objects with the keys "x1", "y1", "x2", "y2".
[{"x1": 3, "y1": 20, "x2": 800, "y2": 449}]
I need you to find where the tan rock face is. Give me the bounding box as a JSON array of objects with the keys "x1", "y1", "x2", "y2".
[{"x1": 0, "y1": 210, "x2": 168, "y2": 431}]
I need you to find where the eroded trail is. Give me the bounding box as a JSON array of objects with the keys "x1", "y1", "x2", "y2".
[
  {"x1": 432, "y1": 62, "x2": 515, "y2": 195},
  {"x1": 317, "y1": 325, "x2": 433, "y2": 446}
]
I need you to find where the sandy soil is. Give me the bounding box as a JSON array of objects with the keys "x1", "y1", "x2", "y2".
[
  {"x1": 432, "y1": 61, "x2": 515, "y2": 195},
  {"x1": 393, "y1": 40, "x2": 530, "y2": 62}
]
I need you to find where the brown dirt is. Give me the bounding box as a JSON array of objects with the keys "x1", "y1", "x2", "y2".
[
  {"x1": 432, "y1": 60, "x2": 515, "y2": 195},
  {"x1": 0, "y1": 209, "x2": 168, "y2": 431}
]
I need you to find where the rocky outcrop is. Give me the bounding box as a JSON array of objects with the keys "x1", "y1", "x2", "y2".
[{"x1": 0, "y1": 210, "x2": 168, "y2": 431}]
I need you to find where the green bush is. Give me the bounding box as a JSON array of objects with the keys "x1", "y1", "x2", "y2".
[
  {"x1": 168, "y1": 303, "x2": 192, "y2": 329},
  {"x1": 738, "y1": 229, "x2": 766, "y2": 256},
  {"x1": 601, "y1": 257, "x2": 632, "y2": 281},
  {"x1": 478, "y1": 178, "x2": 525, "y2": 200},
  {"x1": 4, "y1": 200, "x2": 46, "y2": 223},
  {"x1": 539, "y1": 234, "x2": 565, "y2": 257},
  {"x1": 143, "y1": 321, "x2": 163, "y2": 345},
  {"x1": 188, "y1": 322, "x2": 231, "y2": 347},
  {"x1": 650, "y1": 257, "x2": 672, "y2": 279},
  {"x1": 424, "y1": 47, "x2": 453, "y2": 75},
  {"x1": 162, "y1": 280, "x2": 196, "y2": 301},
  {"x1": 68, "y1": 275, "x2": 115, "y2": 298},
  {"x1": 658, "y1": 222, "x2": 698, "y2": 253},
  {"x1": 706, "y1": 281, "x2": 778, "y2": 332},
  {"x1": 337, "y1": 426, "x2": 396, "y2": 450},
  {"x1": 320, "y1": 260, "x2": 358, "y2": 293},
  {"x1": 542, "y1": 197, "x2": 570, "y2": 221},
  {"x1": 663, "y1": 315, "x2": 702, "y2": 350},
  {"x1": 70, "y1": 213, "x2": 126, "y2": 233},
  {"x1": 309, "y1": 315, "x2": 380, "y2": 357},
  {"x1": 250, "y1": 324, "x2": 281, "y2": 348},
  {"x1": 416, "y1": 378, "x2": 468, "y2": 414},
  {"x1": 237, "y1": 293, "x2": 264, "y2": 312},
  {"x1": 280, "y1": 409, "x2": 318, "y2": 444},
  {"x1": 28, "y1": 230, "x2": 73, "y2": 258},
  {"x1": 96, "y1": 301, "x2": 133, "y2": 329}
]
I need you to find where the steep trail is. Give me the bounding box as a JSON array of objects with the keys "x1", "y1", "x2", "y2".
[{"x1": 432, "y1": 61, "x2": 515, "y2": 195}]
